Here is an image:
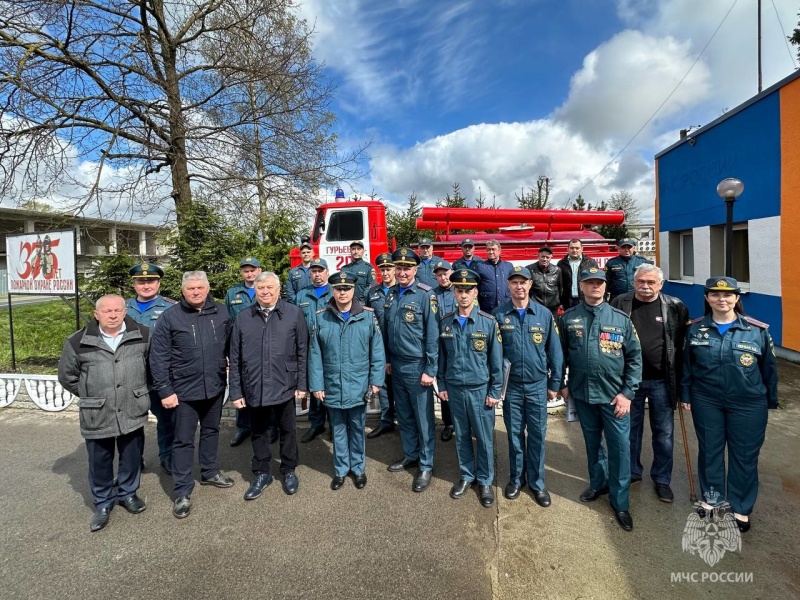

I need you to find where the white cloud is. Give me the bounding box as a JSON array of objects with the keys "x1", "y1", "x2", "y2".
[
  {"x1": 554, "y1": 30, "x2": 713, "y2": 144},
  {"x1": 369, "y1": 119, "x2": 657, "y2": 220}
]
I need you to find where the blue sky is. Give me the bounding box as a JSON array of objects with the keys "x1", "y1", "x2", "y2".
[
  {"x1": 300, "y1": 0, "x2": 800, "y2": 219},
  {"x1": 3, "y1": 0, "x2": 797, "y2": 225}
]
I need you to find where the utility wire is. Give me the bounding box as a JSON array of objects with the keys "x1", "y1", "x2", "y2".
[
  {"x1": 771, "y1": 0, "x2": 798, "y2": 69},
  {"x1": 564, "y1": 0, "x2": 740, "y2": 207}
]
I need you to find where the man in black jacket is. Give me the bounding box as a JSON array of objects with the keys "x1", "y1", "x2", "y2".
[
  {"x1": 229, "y1": 272, "x2": 309, "y2": 500},
  {"x1": 58, "y1": 294, "x2": 151, "y2": 532},
  {"x1": 150, "y1": 271, "x2": 234, "y2": 519},
  {"x1": 556, "y1": 239, "x2": 597, "y2": 308},
  {"x1": 610, "y1": 263, "x2": 689, "y2": 503},
  {"x1": 526, "y1": 246, "x2": 563, "y2": 316}
]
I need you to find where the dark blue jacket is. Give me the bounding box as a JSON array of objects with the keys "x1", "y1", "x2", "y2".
[
  {"x1": 681, "y1": 313, "x2": 778, "y2": 409},
  {"x1": 150, "y1": 296, "x2": 230, "y2": 401},
  {"x1": 228, "y1": 299, "x2": 308, "y2": 407},
  {"x1": 475, "y1": 259, "x2": 514, "y2": 312},
  {"x1": 437, "y1": 308, "x2": 503, "y2": 397}
]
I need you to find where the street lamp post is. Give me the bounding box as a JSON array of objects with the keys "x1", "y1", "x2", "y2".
[{"x1": 716, "y1": 178, "x2": 745, "y2": 277}]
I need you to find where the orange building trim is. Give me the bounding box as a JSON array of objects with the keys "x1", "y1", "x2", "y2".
[{"x1": 780, "y1": 78, "x2": 800, "y2": 351}]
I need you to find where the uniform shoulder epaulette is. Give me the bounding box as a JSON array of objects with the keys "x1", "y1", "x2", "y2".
[
  {"x1": 316, "y1": 308, "x2": 326, "y2": 314},
  {"x1": 362, "y1": 306, "x2": 374, "y2": 312},
  {"x1": 688, "y1": 316, "x2": 704, "y2": 324},
  {"x1": 163, "y1": 296, "x2": 177, "y2": 304},
  {"x1": 608, "y1": 305, "x2": 629, "y2": 318},
  {"x1": 743, "y1": 315, "x2": 769, "y2": 329},
  {"x1": 441, "y1": 310, "x2": 456, "y2": 321},
  {"x1": 417, "y1": 282, "x2": 433, "y2": 292},
  {"x1": 478, "y1": 310, "x2": 496, "y2": 320}
]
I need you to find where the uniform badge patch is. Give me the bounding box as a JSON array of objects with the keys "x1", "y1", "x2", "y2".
[
  {"x1": 740, "y1": 353, "x2": 754, "y2": 367},
  {"x1": 473, "y1": 339, "x2": 486, "y2": 351},
  {"x1": 532, "y1": 332, "x2": 543, "y2": 344},
  {"x1": 404, "y1": 311, "x2": 415, "y2": 323}
]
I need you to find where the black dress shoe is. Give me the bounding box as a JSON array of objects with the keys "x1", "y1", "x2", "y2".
[
  {"x1": 160, "y1": 458, "x2": 173, "y2": 475},
  {"x1": 282, "y1": 471, "x2": 299, "y2": 495},
  {"x1": 655, "y1": 483, "x2": 674, "y2": 503},
  {"x1": 119, "y1": 494, "x2": 146, "y2": 514},
  {"x1": 412, "y1": 470, "x2": 432, "y2": 492},
  {"x1": 479, "y1": 485, "x2": 495, "y2": 508},
  {"x1": 614, "y1": 510, "x2": 634, "y2": 531},
  {"x1": 244, "y1": 473, "x2": 273, "y2": 500},
  {"x1": 367, "y1": 425, "x2": 394, "y2": 439},
  {"x1": 504, "y1": 482, "x2": 521, "y2": 500},
  {"x1": 532, "y1": 489, "x2": 552, "y2": 507},
  {"x1": 90, "y1": 507, "x2": 111, "y2": 532},
  {"x1": 440, "y1": 425, "x2": 455, "y2": 442},
  {"x1": 301, "y1": 426, "x2": 325, "y2": 443},
  {"x1": 353, "y1": 473, "x2": 367, "y2": 489},
  {"x1": 331, "y1": 476, "x2": 346, "y2": 490},
  {"x1": 387, "y1": 458, "x2": 419, "y2": 472},
  {"x1": 450, "y1": 479, "x2": 473, "y2": 499},
  {"x1": 579, "y1": 486, "x2": 610, "y2": 503},
  {"x1": 735, "y1": 516, "x2": 751, "y2": 532},
  {"x1": 230, "y1": 429, "x2": 251, "y2": 447},
  {"x1": 201, "y1": 472, "x2": 235, "y2": 488},
  {"x1": 172, "y1": 496, "x2": 191, "y2": 519}
]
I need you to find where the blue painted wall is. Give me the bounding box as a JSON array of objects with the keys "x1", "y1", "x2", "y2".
[
  {"x1": 658, "y1": 92, "x2": 781, "y2": 232},
  {"x1": 663, "y1": 282, "x2": 782, "y2": 345}
]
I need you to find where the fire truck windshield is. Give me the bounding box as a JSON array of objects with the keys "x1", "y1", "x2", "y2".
[{"x1": 326, "y1": 210, "x2": 364, "y2": 242}]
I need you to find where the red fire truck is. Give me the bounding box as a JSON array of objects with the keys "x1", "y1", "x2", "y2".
[{"x1": 289, "y1": 189, "x2": 625, "y2": 271}]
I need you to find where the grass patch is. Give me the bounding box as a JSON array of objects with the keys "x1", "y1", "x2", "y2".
[{"x1": 0, "y1": 299, "x2": 96, "y2": 374}]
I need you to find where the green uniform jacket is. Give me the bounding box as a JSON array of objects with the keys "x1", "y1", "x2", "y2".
[
  {"x1": 437, "y1": 308, "x2": 503, "y2": 398},
  {"x1": 308, "y1": 301, "x2": 386, "y2": 409},
  {"x1": 365, "y1": 283, "x2": 392, "y2": 332},
  {"x1": 383, "y1": 280, "x2": 439, "y2": 377},
  {"x1": 493, "y1": 300, "x2": 563, "y2": 391},
  {"x1": 341, "y1": 258, "x2": 377, "y2": 303},
  {"x1": 559, "y1": 301, "x2": 642, "y2": 403},
  {"x1": 225, "y1": 281, "x2": 256, "y2": 319},
  {"x1": 297, "y1": 285, "x2": 334, "y2": 332},
  {"x1": 604, "y1": 254, "x2": 651, "y2": 299},
  {"x1": 680, "y1": 314, "x2": 778, "y2": 408}
]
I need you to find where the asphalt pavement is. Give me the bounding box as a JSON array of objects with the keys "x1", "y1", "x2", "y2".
[{"x1": 2, "y1": 362, "x2": 800, "y2": 600}]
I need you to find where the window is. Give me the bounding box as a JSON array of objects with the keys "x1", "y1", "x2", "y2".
[
  {"x1": 681, "y1": 232, "x2": 694, "y2": 278},
  {"x1": 710, "y1": 223, "x2": 749, "y2": 284},
  {"x1": 326, "y1": 210, "x2": 364, "y2": 242}
]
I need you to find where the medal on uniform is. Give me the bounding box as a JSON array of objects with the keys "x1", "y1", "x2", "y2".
[{"x1": 740, "y1": 353, "x2": 754, "y2": 367}]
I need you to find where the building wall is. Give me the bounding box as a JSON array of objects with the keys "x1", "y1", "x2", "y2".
[{"x1": 656, "y1": 72, "x2": 800, "y2": 351}]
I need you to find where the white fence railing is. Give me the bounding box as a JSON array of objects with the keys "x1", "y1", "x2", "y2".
[
  {"x1": 1, "y1": 374, "x2": 74, "y2": 411},
  {"x1": 0, "y1": 373, "x2": 386, "y2": 416}
]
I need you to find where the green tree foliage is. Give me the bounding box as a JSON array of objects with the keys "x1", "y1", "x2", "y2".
[
  {"x1": 387, "y1": 193, "x2": 432, "y2": 248},
  {"x1": 436, "y1": 182, "x2": 468, "y2": 208},
  {"x1": 81, "y1": 250, "x2": 139, "y2": 299},
  {"x1": 593, "y1": 190, "x2": 641, "y2": 241},
  {"x1": 790, "y1": 13, "x2": 800, "y2": 60},
  {"x1": 516, "y1": 176, "x2": 551, "y2": 209},
  {"x1": 0, "y1": 0, "x2": 364, "y2": 222}
]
